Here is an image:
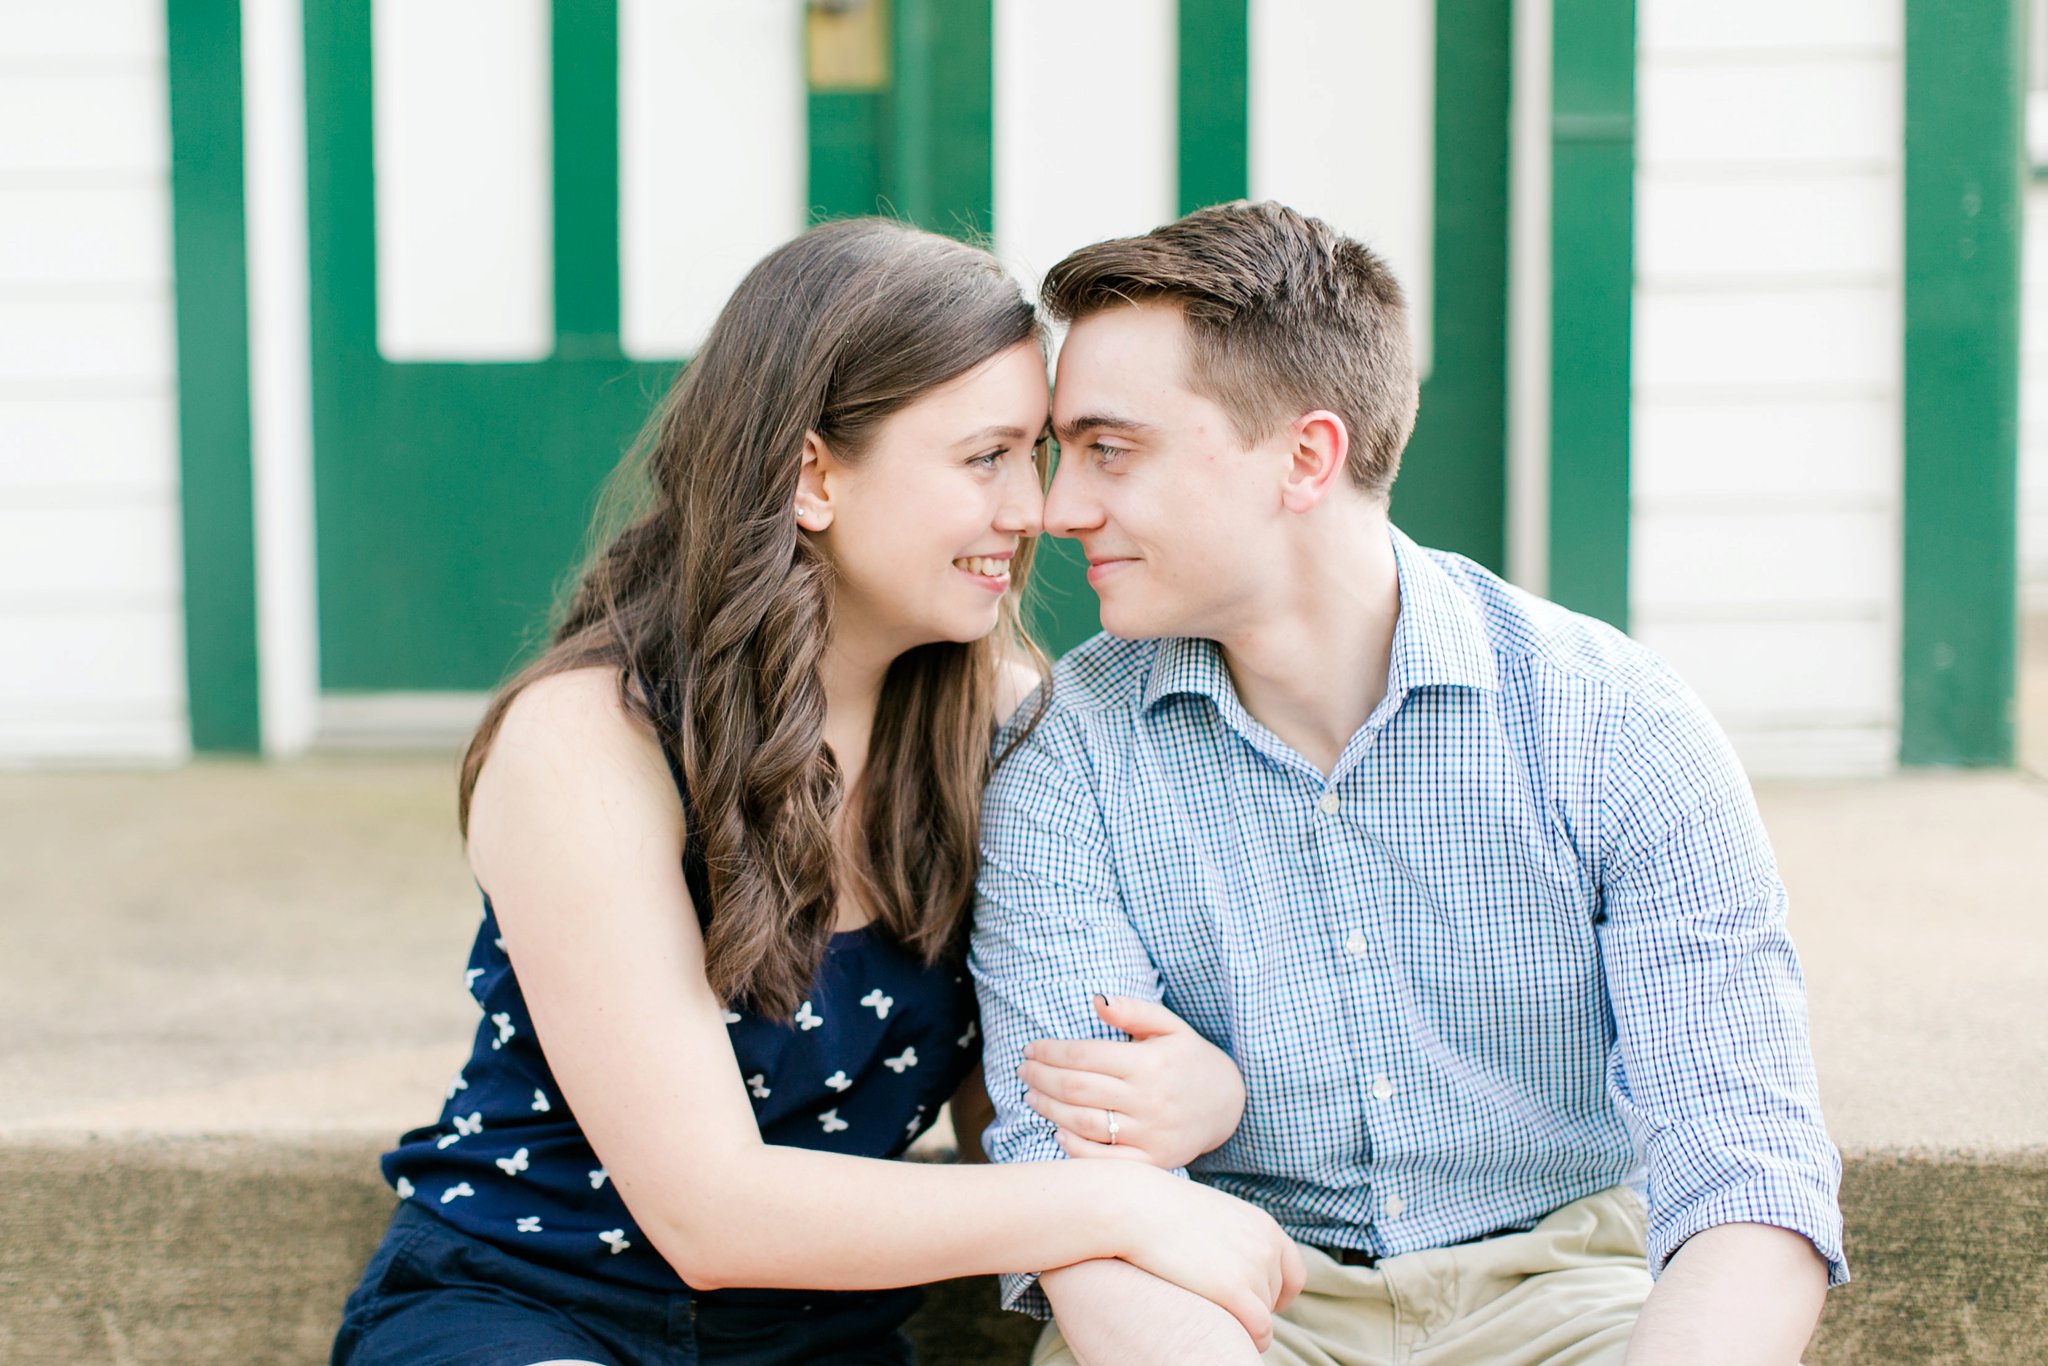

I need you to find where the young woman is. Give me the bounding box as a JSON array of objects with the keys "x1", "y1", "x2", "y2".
[{"x1": 331, "y1": 220, "x2": 1303, "y2": 1366}]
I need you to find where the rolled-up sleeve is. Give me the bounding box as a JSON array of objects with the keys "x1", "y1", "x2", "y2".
[
  {"x1": 971, "y1": 713, "x2": 1166, "y2": 1316},
  {"x1": 1594, "y1": 683, "x2": 1849, "y2": 1287}
]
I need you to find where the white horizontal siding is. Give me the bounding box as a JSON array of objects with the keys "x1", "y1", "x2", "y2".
[
  {"x1": 0, "y1": 13, "x2": 185, "y2": 763},
  {"x1": 1631, "y1": 1, "x2": 1903, "y2": 775},
  {"x1": 2019, "y1": 179, "x2": 2048, "y2": 608},
  {"x1": 0, "y1": 0, "x2": 165, "y2": 62}
]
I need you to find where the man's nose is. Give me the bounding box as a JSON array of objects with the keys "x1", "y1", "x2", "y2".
[{"x1": 1043, "y1": 453, "x2": 1100, "y2": 540}]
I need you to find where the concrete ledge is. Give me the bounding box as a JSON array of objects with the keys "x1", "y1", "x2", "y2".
[{"x1": 3, "y1": 1133, "x2": 2043, "y2": 1365}]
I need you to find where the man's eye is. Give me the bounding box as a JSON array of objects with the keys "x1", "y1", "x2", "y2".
[{"x1": 1091, "y1": 443, "x2": 1126, "y2": 463}]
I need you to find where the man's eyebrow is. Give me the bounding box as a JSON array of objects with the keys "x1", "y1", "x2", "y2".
[{"x1": 1053, "y1": 413, "x2": 1154, "y2": 444}]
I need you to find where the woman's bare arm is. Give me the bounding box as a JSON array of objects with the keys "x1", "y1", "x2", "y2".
[{"x1": 466, "y1": 667, "x2": 1296, "y2": 1340}]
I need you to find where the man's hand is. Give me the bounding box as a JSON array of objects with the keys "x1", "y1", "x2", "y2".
[
  {"x1": 1626, "y1": 1223, "x2": 1826, "y2": 1364},
  {"x1": 1041, "y1": 1260, "x2": 1262, "y2": 1366},
  {"x1": 1019, "y1": 995, "x2": 1246, "y2": 1169}
]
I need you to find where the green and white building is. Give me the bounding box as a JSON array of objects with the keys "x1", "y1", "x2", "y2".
[{"x1": 0, "y1": 0, "x2": 2032, "y2": 775}]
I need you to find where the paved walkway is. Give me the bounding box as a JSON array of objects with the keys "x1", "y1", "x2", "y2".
[{"x1": 5, "y1": 620, "x2": 2045, "y2": 1156}]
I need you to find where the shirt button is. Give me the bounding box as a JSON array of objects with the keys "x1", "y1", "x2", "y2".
[
  {"x1": 1370, "y1": 1076, "x2": 1393, "y2": 1101},
  {"x1": 1317, "y1": 791, "x2": 1341, "y2": 814},
  {"x1": 1344, "y1": 931, "x2": 1369, "y2": 957},
  {"x1": 1384, "y1": 1194, "x2": 1406, "y2": 1218}
]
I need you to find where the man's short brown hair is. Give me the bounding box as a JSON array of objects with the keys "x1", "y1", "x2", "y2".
[{"x1": 1041, "y1": 201, "x2": 1418, "y2": 497}]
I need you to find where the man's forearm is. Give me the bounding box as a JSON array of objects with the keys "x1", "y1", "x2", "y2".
[
  {"x1": 1041, "y1": 1259, "x2": 1258, "y2": 1366},
  {"x1": 1626, "y1": 1223, "x2": 1826, "y2": 1364}
]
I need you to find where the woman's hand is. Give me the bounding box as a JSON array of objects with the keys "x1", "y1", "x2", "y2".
[
  {"x1": 1019, "y1": 995, "x2": 1246, "y2": 1169},
  {"x1": 1107, "y1": 1166, "x2": 1307, "y2": 1353}
]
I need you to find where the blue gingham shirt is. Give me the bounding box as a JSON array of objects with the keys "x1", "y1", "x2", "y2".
[{"x1": 971, "y1": 526, "x2": 1846, "y2": 1317}]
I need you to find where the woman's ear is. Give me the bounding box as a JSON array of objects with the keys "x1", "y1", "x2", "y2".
[{"x1": 795, "y1": 431, "x2": 835, "y2": 532}]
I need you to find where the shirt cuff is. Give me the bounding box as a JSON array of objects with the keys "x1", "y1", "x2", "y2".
[
  {"x1": 1649, "y1": 1175, "x2": 1850, "y2": 1288},
  {"x1": 999, "y1": 1270, "x2": 1052, "y2": 1319}
]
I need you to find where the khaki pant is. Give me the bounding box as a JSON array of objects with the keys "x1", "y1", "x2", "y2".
[{"x1": 1031, "y1": 1186, "x2": 1653, "y2": 1366}]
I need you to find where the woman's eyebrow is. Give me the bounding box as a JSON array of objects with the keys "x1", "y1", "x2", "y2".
[{"x1": 955, "y1": 424, "x2": 1031, "y2": 444}]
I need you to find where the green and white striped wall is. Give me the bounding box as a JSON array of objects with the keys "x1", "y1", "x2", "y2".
[{"x1": 0, "y1": 0, "x2": 2028, "y2": 774}]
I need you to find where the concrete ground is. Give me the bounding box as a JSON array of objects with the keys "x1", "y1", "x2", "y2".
[
  {"x1": 1, "y1": 618, "x2": 2044, "y2": 1363},
  {"x1": 6, "y1": 618, "x2": 2044, "y2": 1148}
]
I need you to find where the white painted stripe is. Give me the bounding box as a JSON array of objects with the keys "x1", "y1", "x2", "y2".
[
  {"x1": 991, "y1": 0, "x2": 1175, "y2": 294},
  {"x1": 244, "y1": 0, "x2": 321, "y2": 756},
  {"x1": 1506, "y1": 0, "x2": 1551, "y2": 593},
  {"x1": 372, "y1": 0, "x2": 552, "y2": 361},
  {"x1": 619, "y1": 0, "x2": 805, "y2": 358},
  {"x1": 1249, "y1": 0, "x2": 1435, "y2": 375}
]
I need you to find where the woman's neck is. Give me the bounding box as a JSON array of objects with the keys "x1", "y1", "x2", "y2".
[{"x1": 817, "y1": 631, "x2": 892, "y2": 788}]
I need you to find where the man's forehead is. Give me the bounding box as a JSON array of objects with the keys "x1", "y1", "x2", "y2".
[{"x1": 1052, "y1": 306, "x2": 1191, "y2": 421}]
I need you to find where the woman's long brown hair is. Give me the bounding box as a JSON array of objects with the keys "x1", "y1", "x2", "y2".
[{"x1": 458, "y1": 219, "x2": 1047, "y2": 1019}]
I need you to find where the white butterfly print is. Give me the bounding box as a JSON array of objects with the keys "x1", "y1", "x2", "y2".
[
  {"x1": 452, "y1": 1111, "x2": 484, "y2": 1136},
  {"x1": 819, "y1": 1108, "x2": 850, "y2": 1134},
  {"x1": 439, "y1": 1182, "x2": 475, "y2": 1204},
  {"x1": 490, "y1": 1012, "x2": 515, "y2": 1048},
  {"x1": 747, "y1": 1074, "x2": 771, "y2": 1100},
  {"x1": 883, "y1": 1047, "x2": 918, "y2": 1074},
  {"x1": 957, "y1": 1021, "x2": 977, "y2": 1049},
  {"x1": 495, "y1": 1147, "x2": 531, "y2": 1176},
  {"x1": 530, "y1": 1089, "x2": 551, "y2": 1113},
  {"x1": 824, "y1": 1070, "x2": 853, "y2": 1092},
  {"x1": 516, "y1": 1216, "x2": 542, "y2": 1233},
  {"x1": 395, "y1": 1177, "x2": 414, "y2": 1200},
  {"x1": 599, "y1": 1229, "x2": 631, "y2": 1255},
  {"x1": 589, "y1": 1167, "x2": 609, "y2": 1190},
  {"x1": 794, "y1": 1000, "x2": 823, "y2": 1031},
  {"x1": 859, "y1": 989, "x2": 893, "y2": 1019}
]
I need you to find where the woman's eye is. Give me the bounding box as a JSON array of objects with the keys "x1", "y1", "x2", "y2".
[{"x1": 970, "y1": 449, "x2": 1005, "y2": 469}]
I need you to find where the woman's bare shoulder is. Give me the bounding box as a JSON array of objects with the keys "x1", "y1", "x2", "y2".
[
  {"x1": 468, "y1": 666, "x2": 680, "y2": 880},
  {"x1": 994, "y1": 654, "x2": 1047, "y2": 727}
]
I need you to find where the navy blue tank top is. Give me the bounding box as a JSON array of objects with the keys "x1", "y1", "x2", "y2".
[{"x1": 383, "y1": 735, "x2": 980, "y2": 1292}]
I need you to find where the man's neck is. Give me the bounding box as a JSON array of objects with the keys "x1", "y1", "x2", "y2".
[{"x1": 1215, "y1": 505, "x2": 1400, "y2": 778}]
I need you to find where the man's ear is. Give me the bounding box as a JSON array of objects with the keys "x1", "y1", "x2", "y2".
[
  {"x1": 795, "y1": 431, "x2": 836, "y2": 532},
  {"x1": 1278, "y1": 410, "x2": 1351, "y2": 514}
]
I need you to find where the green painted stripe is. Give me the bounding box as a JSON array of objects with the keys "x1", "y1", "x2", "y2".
[
  {"x1": 1900, "y1": 0, "x2": 2022, "y2": 766},
  {"x1": 166, "y1": 0, "x2": 261, "y2": 751},
  {"x1": 1177, "y1": 0, "x2": 1248, "y2": 213},
  {"x1": 808, "y1": 90, "x2": 888, "y2": 221},
  {"x1": 893, "y1": 0, "x2": 993, "y2": 237},
  {"x1": 552, "y1": 0, "x2": 621, "y2": 356},
  {"x1": 1396, "y1": 0, "x2": 1513, "y2": 574},
  {"x1": 1547, "y1": 0, "x2": 1634, "y2": 629}
]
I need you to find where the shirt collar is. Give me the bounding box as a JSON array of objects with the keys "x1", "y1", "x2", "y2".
[{"x1": 1139, "y1": 523, "x2": 1499, "y2": 717}]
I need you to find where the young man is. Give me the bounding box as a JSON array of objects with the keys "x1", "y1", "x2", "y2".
[{"x1": 971, "y1": 202, "x2": 1845, "y2": 1365}]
